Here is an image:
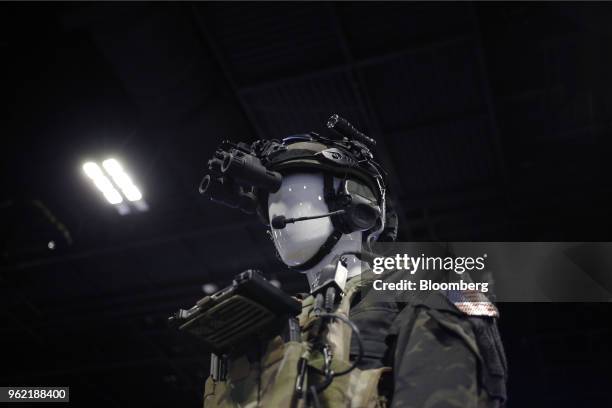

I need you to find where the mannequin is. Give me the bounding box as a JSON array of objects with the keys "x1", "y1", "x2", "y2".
[
  {"x1": 267, "y1": 173, "x2": 366, "y2": 287},
  {"x1": 193, "y1": 116, "x2": 507, "y2": 408}
]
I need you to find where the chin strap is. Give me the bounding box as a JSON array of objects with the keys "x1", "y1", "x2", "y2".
[{"x1": 287, "y1": 229, "x2": 343, "y2": 272}]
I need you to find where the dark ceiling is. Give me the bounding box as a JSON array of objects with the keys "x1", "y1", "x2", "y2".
[{"x1": 1, "y1": 2, "x2": 611, "y2": 407}]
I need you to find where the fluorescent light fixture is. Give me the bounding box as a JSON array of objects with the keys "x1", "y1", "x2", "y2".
[
  {"x1": 102, "y1": 158, "x2": 143, "y2": 202},
  {"x1": 83, "y1": 158, "x2": 146, "y2": 213},
  {"x1": 82, "y1": 162, "x2": 123, "y2": 204}
]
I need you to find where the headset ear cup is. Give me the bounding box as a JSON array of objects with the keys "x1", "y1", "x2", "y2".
[
  {"x1": 334, "y1": 178, "x2": 383, "y2": 234},
  {"x1": 347, "y1": 202, "x2": 380, "y2": 232}
]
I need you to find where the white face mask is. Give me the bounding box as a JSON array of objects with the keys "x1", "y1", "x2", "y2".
[{"x1": 268, "y1": 173, "x2": 334, "y2": 267}]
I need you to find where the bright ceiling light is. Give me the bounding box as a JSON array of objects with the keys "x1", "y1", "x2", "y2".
[
  {"x1": 83, "y1": 159, "x2": 146, "y2": 213},
  {"x1": 102, "y1": 159, "x2": 143, "y2": 202},
  {"x1": 82, "y1": 162, "x2": 123, "y2": 205}
]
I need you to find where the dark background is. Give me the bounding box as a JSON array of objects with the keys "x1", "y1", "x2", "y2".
[{"x1": 2, "y1": 2, "x2": 611, "y2": 407}]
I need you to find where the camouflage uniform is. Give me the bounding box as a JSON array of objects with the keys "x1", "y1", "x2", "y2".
[
  {"x1": 349, "y1": 272, "x2": 508, "y2": 407},
  {"x1": 203, "y1": 272, "x2": 507, "y2": 407}
]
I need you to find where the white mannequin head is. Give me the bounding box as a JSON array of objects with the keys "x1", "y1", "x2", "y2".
[{"x1": 268, "y1": 173, "x2": 363, "y2": 279}]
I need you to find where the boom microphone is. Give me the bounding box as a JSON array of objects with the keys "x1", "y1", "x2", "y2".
[{"x1": 271, "y1": 209, "x2": 346, "y2": 229}]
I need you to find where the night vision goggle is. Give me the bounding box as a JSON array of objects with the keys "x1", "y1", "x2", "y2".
[{"x1": 199, "y1": 146, "x2": 282, "y2": 214}]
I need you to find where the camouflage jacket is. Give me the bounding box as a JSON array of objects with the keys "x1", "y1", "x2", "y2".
[
  {"x1": 349, "y1": 271, "x2": 508, "y2": 407},
  {"x1": 203, "y1": 271, "x2": 508, "y2": 408}
]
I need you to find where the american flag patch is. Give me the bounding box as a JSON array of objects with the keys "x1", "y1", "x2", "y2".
[{"x1": 447, "y1": 290, "x2": 499, "y2": 317}]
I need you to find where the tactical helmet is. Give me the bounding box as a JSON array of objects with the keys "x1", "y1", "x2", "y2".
[{"x1": 199, "y1": 115, "x2": 399, "y2": 264}]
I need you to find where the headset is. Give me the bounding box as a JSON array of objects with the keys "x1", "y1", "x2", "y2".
[{"x1": 199, "y1": 115, "x2": 399, "y2": 269}]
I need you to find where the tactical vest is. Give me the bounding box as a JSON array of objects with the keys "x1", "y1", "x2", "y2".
[{"x1": 203, "y1": 276, "x2": 389, "y2": 408}]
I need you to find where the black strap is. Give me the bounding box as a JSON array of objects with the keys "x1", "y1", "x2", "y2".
[{"x1": 288, "y1": 229, "x2": 343, "y2": 271}]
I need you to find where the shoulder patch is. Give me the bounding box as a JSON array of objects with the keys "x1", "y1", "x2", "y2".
[{"x1": 446, "y1": 289, "x2": 499, "y2": 318}]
